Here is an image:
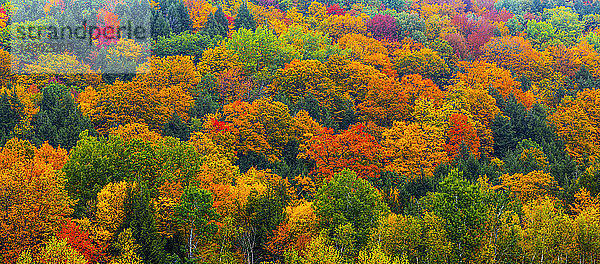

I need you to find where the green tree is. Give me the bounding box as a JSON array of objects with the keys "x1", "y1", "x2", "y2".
[
  {"x1": 120, "y1": 184, "x2": 167, "y2": 264},
  {"x1": 174, "y1": 185, "x2": 219, "y2": 259},
  {"x1": 165, "y1": 0, "x2": 193, "y2": 34},
  {"x1": 203, "y1": 6, "x2": 229, "y2": 39},
  {"x1": 153, "y1": 31, "x2": 221, "y2": 64},
  {"x1": 30, "y1": 84, "x2": 97, "y2": 150},
  {"x1": 424, "y1": 169, "x2": 488, "y2": 263},
  {"x1": 314, "y1": 169, "x2": 389, "y2": 251},
  {"x1": 233, "y1": 3, "x2": 256, "y2": 32},
  {"x1": 162, "y1": 112, "x2": 191, "y2": 141},
  {"x1": 0, "y1": 90, "x2": 23, "y2": 147},
  {"x1": 151, "y1": 8, "x2": 171, "y2": 39}
]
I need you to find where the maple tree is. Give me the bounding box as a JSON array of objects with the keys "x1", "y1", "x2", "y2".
[
  {"x1": 444, "y1": 113, "x2": 481, "y2": 161},
  {"x1": 382, "y1": 121, "x2": 448, "y2": 180},
  {"x1": 301, "y1": 123, "x2": 385, "y2": 185},
  {"x1": 0, "y1": 139, "x2": 73, "y2": 262}
]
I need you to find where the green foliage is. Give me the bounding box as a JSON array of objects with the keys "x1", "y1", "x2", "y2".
[
  {"x1": 0, "y1": 90, "x2": 24, "y2": 148},
  {"x1": 278, "y1": 25, "x2": 349, "y2": 62},
  {"x1": 203, "y1": 6, "x2": 229, "y2": 39},
  {"x1": 63, "y1": 131, "x2": 204, "y2": 217},
  {"x1": 175, "y1": 185, "x2": 219, "y2": 259},
  {"x1": 226, "y1": 26, "x2": 299, "y2": 83},
  {"x1": 153, "y1": 31, "x2": 221, "y2": 63},
  {"x1": 525, "y1": 19, "x2": 561, "y2": 50},
  {"x1": 314, "y1": 169, "x2": 389, "y2": 249},
  {"x1": 233, "y1": 3, "x2": 257, "y2": 32},
  {"x1": 151, "y1": 8, "x2": 171, "y2": 39},
  {"x1": 120, "y1": 184, "x2": 167, "y2": 264},
  {"x1": 543, "y1": 6, "x2": 584, "y2": 46},
  {"x1": 29, "y1": 84, "x2": 96, "y2": 150},
  {"x1": 165, "y1": 0, "x2": 193, "y2": 34},
  {"x1": 162, "y1": 112, "x2": 191, "y2": 141},
  {"x1": 423, "y1": 169, "x2": 488, "y2": 262}
]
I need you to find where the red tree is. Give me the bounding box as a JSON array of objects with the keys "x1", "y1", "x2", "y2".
[
  {"x1": 57, "y1": 220, "x2": 104, "y2": 263},
  {"x1": 444, "y1": 113, "x2": 481, "y2": 160},
  {"x1": 302, "y1": 123, "x2": 385, "y2": 184}
]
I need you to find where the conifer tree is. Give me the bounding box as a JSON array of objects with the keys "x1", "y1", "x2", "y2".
[
  {"x1": 0, "y1": 90, "x2": 23, "y2": 147},
  {"x1": 120, "y1": 184, "x2": 167, "y2": 264},
  {"x1": 161, "y1": 112, "x2": 191, "y2": 141},
  {"x1": 151, "y1": 8, "x2": 171, "y2": 39},
  {"x1": 30, "y1": 84, "x2": 97, "y2": 150},
  {"x1": 234, "y1": 3, "x2": 257, "y2": 31},
  {"x1": 166, "y1": 0, "x2": 193, "y2": 34}
]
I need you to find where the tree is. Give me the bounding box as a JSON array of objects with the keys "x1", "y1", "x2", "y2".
[
  {"x1": 393, "y1": 48, "x2": 452, "y2": 87},
  {"x1": 233, "y1": 3, "x2": 257, "y2": 32},
  {"x1": 0, "y1": 90, "x2": 24, "y2": 147},
  {"x1": 367, "y1": 14, "x2": 398, "y2": 41},
  {"x1": 382, "y1": 121, "x2": 448, "y2": 180},
  {"x1": 30, "y1": 84, "x2": 97, "y2": 150},
  {"x1": 174, "y1": 185, "x2": 219, "y2": 259},
  {"x1": 109, "y1": 229, "x2": 143, "y2": 264},
  {"x1": 424, "y1": 169, "x2": 488, "y2": 263},
  {"x1": 161, "y1": 112, "x2": 191, "y2": 141},
  {"x1": 120, "y1": 184, "x2": 167, "y2": 264},
  {"x1": 313, "y1": 169, "x2": 389, "y2": 250},
  {"x1": 151, "y1": 8, "x2": 171, "y2": 39},
  {"x1": 522, "y1": 196, "x2": 574, "y2": 263},
  {"x1": 550, "y1": 88, "x2": 600, "y2": 165},
  {"x1": 166, "y1": 0, "x2": 193, "y2": 34},
  {"x1": 56, "y1": 219, "x2": 103, "y2": 263},
  {"x1": 203, "y1": 6, "x2": 229, "y2": 39},
  {"x1": 0, "y1": 138, "x2": 73, "y2": 262},
  {"x1": 444, "y1": 113, "x2": 481, "y2": 161},
  {"x1": 35, "y1": 237, "x2": 87, "y2": 264},
  {"x1": 302, "y1": 123, "x2": 385, "y2": 185},
  {"x1": 499, "y1": 170, "x2": 556, "y2": 204}
]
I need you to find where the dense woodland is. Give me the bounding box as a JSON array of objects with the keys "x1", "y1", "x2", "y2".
[{"x1": 4, "y1": 0, "x2": 600, "y2": 263}]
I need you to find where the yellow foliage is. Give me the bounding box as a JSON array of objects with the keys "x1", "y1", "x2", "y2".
[
  {"x1": 500, "y1": 171, "x2": 556, "y2": 204},
  {"x1": 94, "y1": 181, "x2": 130, "y2": 245},
  {"x1": 382, "y1": 121, "x2": 449, "y2": 179},
  {"x1": 322, "y1": 13, "x2": 369, "y2": 40},
  {"x1": 0, "y1": 138, "x2": 74, "y2": 262}
]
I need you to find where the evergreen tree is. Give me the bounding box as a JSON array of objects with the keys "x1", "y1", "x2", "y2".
[
  {"x1": 203, "y1": 6, "x2": 229, "y2": 38},
  {"x1": 30, "y1": 84, "x2": 97, "y2": 150},
  {"x1": 189, "y1": 74, "x2": 221, "y2": 120},
  {"x1": 151, "y1": 8, "x2": 171, "y2": 39},
  {"x1": 233, "y1": 3, "x2": 257, "y2": 31},
  {"x1": 120, "y1": 184, "x2": 167, "y2": 264},
  {"x1": 166, "y1": 0, "x2": 192, "y2": 34},
  {"x1": 161, "y1": 112, "x2": 191, "y2": 141},
  {"x1": 0, "y1": 90, "x2": 23, "y2": 147}
]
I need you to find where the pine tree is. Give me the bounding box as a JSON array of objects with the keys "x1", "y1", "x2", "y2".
[
  {"x1": 120, "y1": 184, "x2": 167, "y2": 264},
  {"x1": 30, "y1": 84, "x2": 97, "y2": 150},
  {"x1": 0, "y1": 90, "x2": 23, "y2": 147},
  {"x1": 233, "y1": 3, "x2": 257, "y2": 31},
  {"x1": 151, "y1": 8, "x2": 171, "y2": 39},
  {"x1": 203, "y1": 7, "x2": 229, "y2": 38},
  {"x1": 161, "y1": 112, "x2": 191, "y2": 141},
  {"x1": 167, "y1": 0, "x2": 193, "y2": 34}
]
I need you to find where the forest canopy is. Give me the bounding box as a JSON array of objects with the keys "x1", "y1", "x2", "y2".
[{"x1": 2, "y1": 0, "x2": 600, "y2": 263}]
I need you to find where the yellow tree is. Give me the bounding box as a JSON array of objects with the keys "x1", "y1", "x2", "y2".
[
  {"x1": 499, "y1": 171, "x2": 557, "y2": 204},
  {"x1": 0, "y1": 138, "x2": 74, "y2": 262},
  {"x1": 550, "y1": 88, "x2": 600, "y2": 164},
  {"x1": 382, "y1": 121, "x2": 448, "y2": 180},
  {"x1": 93, "y1": 181, "x2": 130, "y2": 246}
]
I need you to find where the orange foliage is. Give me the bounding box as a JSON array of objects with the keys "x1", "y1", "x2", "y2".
[
  {"x1": 0, "y1": 139, "x2": 74, "y2": 262},
  {"x1": 499, "y1": 170, "x2": 557, "y2": 204},
  {"x1": 444, "y1": 113, "x2": 481, "y2": 160},
  {"x1": 301, "y1": 123, "x2": 385, "y2": 185}
]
